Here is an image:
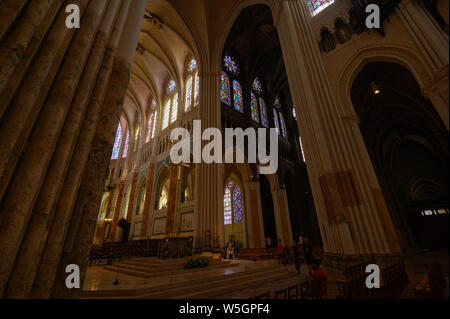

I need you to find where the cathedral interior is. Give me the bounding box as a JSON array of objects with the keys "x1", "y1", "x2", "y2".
[{"x1": 0, "y1": 0, "x2": 448, "y2": 300}]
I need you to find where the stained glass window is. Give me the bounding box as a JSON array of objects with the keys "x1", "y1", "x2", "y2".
[
  {"x1": 194, "y1": 73, "x2": 200, "y2": 105},
  {"x1": 134, "y1": 127, "x2": 140, "y2": 152},
  {"x1": 299, "y1": 136, "x2": 306, "y2": 162},
  {"x1": 233, "y1": 80, "x2": 243, "y2": 113},
  {"x1": 251, "y1": 92, "x2": 259, "y2": 123},
  {"x1": 188, "y1": 58, "x2": 197, "y2": 73},
  {"x1": 259, "y1": 98, "x2": 269, "y2": 127},
  {"x1": 307, "y1": 0, "x2": 334, "y2": 17},
  {"x1": 146, "y1": 113, "x2": 154, "y2": 143},
  {"x1": 171, "y1": 93, "x2": 178, "y2": 124},
  {"x1": 223, "y1": 180, "x2": 244, "y2": 225},
  {"x1": 224, "y1": 55, "x2": 239, "y2": 76},
  {"x1": 151, "y1": 111, "x2": 157, "y2": 139},
  {"x1": 292, "y1": 107, "x2": 297, "y2": 119},
  {"x1": 112, "y1": 123, "x2": 122, "y2": 159},
  {"x1": 167, "y1": 79, "x2": 176, "y2": 95},
  {"x1": 273, "y1": 109, "x2": 280, "y2": 136},
  {"x1": 162, "y1": 99, "x2": 170, "y2": 130},
  {"x1": 274, "y1": 96, "x2": 281, "y2": 109},
  {"x1": 185, "y1": 76, "x2": 193, "y2": 112},
  {"x1": 122, "y1": 130, "x2": 129, "y2": 158},
  {"x1": 279, "y1": 113, "x2": 288, "y2": 139},
  {"x1": 224, "y1": 187, "x2": 232, "y2": 225},
  {"x1": 220, "y1": 71, "x2": 231, "y2": 106},
  {"x1": 233, "y1": 186, "x2": 243, "y2": 223},
  {"x1": 252, "y1": 77, "x2": 263, "y2": 94}
]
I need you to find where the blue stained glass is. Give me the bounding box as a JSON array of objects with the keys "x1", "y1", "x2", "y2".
[
  {"x1": 167, "y1": 79, "x2": 176, "y2": 95},
  {"x1": 188, "y1": 58, "x2": 197, "y2": 73},
  {"x1": 251, "y1": 92, "x2": 259, "y2": 123},
  {"x1": 274, "y1": 96, "x2": 281, "y2": 109},
  {"x1": 220, "y1": 72, "x2": 231, "y2": 106},
  {"x1": 259, "y1": 98, "x2": 269, "y2": 127},
  {"x1": 224, "y1": 187, "x2": 232, "y2": 225},
  {"x1": 112, "y1": 123, "x2": 122, "y2": 159},
  {"x1": 185, "y1": 76, "x2": 193, "y2": 112},
  {"x1": 224, "y1": 55, "x2": 239, "y2": 76},
  {"x1": 273, "y1": 109, "x2": 280, "y2": 136},
  {"x1": 279, "y1": 113, "x2": 288, "y2": 139},
  {"x1": 233, "y1": 80, "x2": 243, "y2": 113},
  {"x1": 307, "y1": 0, "x2": 334, "y2": 17},
  {"x1": 233, "y1": 186, "x2": 243, "y2": 224},
  {"x1": 252, "y1": 77, "x2": 263, "y2": 94}
]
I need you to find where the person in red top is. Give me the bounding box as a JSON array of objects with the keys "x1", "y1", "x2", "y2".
[
  {"x1": 277, "y1": 240, "x2": 284, "y2": 264},
  {"x1": 310, "y1": 260, "x2": 327, "y2": 299}
]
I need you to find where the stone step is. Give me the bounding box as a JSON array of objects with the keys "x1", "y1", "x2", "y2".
[
  {"x1": 81, "y1": 265, "x2": 277, "y2": 298},
  {"x1": 139, "y1": 267, "x2": 290, "y2": 299},
  {"x1": 173, "y1": 271, "x2": 293, "y2": 299},
  {"x1": 121, "y1": 259, "x2": 224, "y2": 272},
  {"x1": 104, "y1": 260, "x2": 238, "y2": 279}
]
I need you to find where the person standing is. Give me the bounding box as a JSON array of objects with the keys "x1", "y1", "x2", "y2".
[
  {"x1": 291, "y1": 241, "x2": 301, "y2": 274},
  {"x1": 277, "y1": 239, "x2": 284, "y2": 264},
  {"x1": 302, "y1": 237, "x2": 313, "y2": 272}
]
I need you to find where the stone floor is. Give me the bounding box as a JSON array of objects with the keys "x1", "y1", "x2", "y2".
[{"x1": 82, "y1": 249, "x2": 449, "y2": 299}]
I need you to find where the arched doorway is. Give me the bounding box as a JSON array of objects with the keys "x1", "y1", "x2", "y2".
[
  {"x1": 259, "y1": 175, "x2": 277, "y2": 247},
  {"x1": 351, "y1": 62, "x2": 449, "y2": 249}
]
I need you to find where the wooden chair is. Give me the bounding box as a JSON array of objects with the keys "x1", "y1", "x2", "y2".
[
  {"x1": 274, "y1": 288, "x2": 287, "y2": 299},
  {"x1": 299, "y1": 281, "x2": 311, "y2": 299},
  {"x1": 288, "y1": 284, "x2": 299, "y2": 299},
  {"x1": 255, "y1": 291, "x2": 271, "y2": 299}
]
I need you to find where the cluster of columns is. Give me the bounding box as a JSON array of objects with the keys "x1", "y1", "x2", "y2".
[{"x1": 0, "y1": 0, "x2": 147, "y2": 298}]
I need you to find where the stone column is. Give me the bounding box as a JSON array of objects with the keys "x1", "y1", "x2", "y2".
[
  {"x1": 166, "y1": 164, "x2": 179, "y2": 235},
  {"x1": 46, "y1": 0, "x2": 147, "y2": 298},
  {"x1": 0, "y1": 0, "x2": 89, "y2": 201},
  {"x1": 141, "y1": 162, "x2": 156, "y2": 237},
  {"x1": 0, "y1": 0, "x2": 108, "y2": 298},
  {"x1": 0, "y1": 0, "x2": 29, "y2": 43},
  {"x1": 3, "y1": 0, "x2": 117, "y2": 299},
  {"x1": 0, "y1": 0, "x2": 56, "y2": 92},
  {"x1": 272, "y1": 188, "x2": 293, "y2": 245},
  {"x1": 244, "y1": 181, "x2": 265, "y2": 248},
  {"x1": 110, "y1": 179, "x2": 126, "y2": 239},
  {"x1": 194, "y1": 67, "x2": 224, "y2": 249},
  {"x1": 397, "y1": 0, "x2": 449, "y2": 129},
  {"x1": 275, "y1": 0, "x2": 402, "y2": 265},
  {"x1": 126, "y1": 173, "x2": 139, "y2": 223}
]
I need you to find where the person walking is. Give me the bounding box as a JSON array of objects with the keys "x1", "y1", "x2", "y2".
[{"x1": 302, "y1": 237, "x2": 313, "y2": 272}]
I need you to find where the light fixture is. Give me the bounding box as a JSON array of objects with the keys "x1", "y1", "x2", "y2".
[{"x1": 370, "y1": 81, "x2": 381, "y2": 95}]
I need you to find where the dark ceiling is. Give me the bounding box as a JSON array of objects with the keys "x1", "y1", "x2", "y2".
[{"x1": 223, "y1": 4, "x2": 289, "y2": 105}]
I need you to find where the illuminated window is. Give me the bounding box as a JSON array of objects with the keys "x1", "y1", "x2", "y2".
[
  {"x1": 299, "y1": 136, "x2": 306, "y2": 162},
  {"x1": 233, "y1": 80, "x2": 243, "y2": 113},
  {"x1": 279, "y1": 113, "x2": 288, "y2": 139},
  {"x1": 292, "y1": 107, "x2": 297, "y2": 119},
  {"x1": 224, "y1": 180, "x2": 244, "y2": 225},
  {"x1": 259, "y1": 98, "x2": 269, "y2": 127},
  {"x1": 111, "y1": 123, "x2": 122, "y2": 160},
  {"x1": 185, "y1": 76, "x2": 193, "y2": 112},
  {"x1": 185, "y1": 58, "x2": 199, "y2": 112},
  {"x1": 250, "y1": 92, "x2": 259, "y2": 123},
  {"x1": 151, "y1": 111, "x2": 157, "y2": 139},
  {"x1": 146, "y1": 113, "x2": 154, "y2": 143},
  {"x1": 307, "y1": 0, "x2": 334, "y2": 17},
  {"x1": 134, "y1": 127, "x2": 140, "y2": 152},
  {"x1": 224, "y1": 55, "x2": 239, "y2": 76},
  {"x1": 171, "y1": 93, "x2": 178, "y2": 124},
  {"x1": 162, "y1": 99, "x2": 170, "y2": 130},
  {"x1": 252, "y1": 77, "x2": 263, "y2": 94},
  {"x1": 167, "y1": 79, "x2": 176, "y2": 95},
  {"x1": 273, "y1": 109, "x2": 280, "y2": 135},
  {"x1": 220, "y1": 71, "x2": 231, "y2": 106},
  {"x1": 122, "y1": 130, "x2": 129, "y2": 158}
]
